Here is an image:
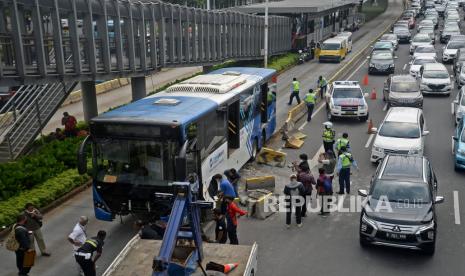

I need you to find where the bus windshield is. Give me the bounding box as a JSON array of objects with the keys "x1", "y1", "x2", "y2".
[
  {"x1": 322, "y1": 43, "x2": 341, "y2": 50},
  {"x1": 94, "y1": 139, "x2": 178, "y2": 186}
]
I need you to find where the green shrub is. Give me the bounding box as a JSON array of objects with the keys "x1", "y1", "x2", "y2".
[
  {"x1": 0, "y1": 169, "x2": 91, "y2": 227},
  {"x1": 267, "y1": 53, "x2": 299, "y2": 72},
  {"x1": 0, "y1": 137, "x2": 83, "y2": 201}
]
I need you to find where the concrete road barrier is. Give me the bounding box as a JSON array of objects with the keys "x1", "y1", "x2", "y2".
[
  {"x1": 245, "y1": 175, "x2": 276, "y2": 192},
  {"x1": 246, "y1": 189, "x2": 276, "y2": 220},
  {"x1": 256, "y1": 147, "x2": 287, "y2": 167}
]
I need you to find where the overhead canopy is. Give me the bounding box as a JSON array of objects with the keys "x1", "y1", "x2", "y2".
[{"x1": 232, "y1": 0, "x2": 359, "y2": 14}]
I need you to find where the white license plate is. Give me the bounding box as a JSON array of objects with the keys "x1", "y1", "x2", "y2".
[{"x1": 386, "y1": 233, "x2": 407, "y2": 240}]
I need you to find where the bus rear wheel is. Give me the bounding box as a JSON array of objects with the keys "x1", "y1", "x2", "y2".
[{"x1": 249, "y1": 139, "x2": 259, "y2": 162}]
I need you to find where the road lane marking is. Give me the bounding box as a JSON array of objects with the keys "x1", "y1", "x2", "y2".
[
  {"x1": 345, "y1": 60, "x2": 368, "y2": 81},
  {"x1": 454, "y1": 191, "x2": 461, "y2": 225},
  {"x1": 403, "y1": 63, "x2": 407, "y2": 71},
  {"x1": 365, "y1": 133, "x2": 375, "y2": 148},
  {"x1": 383, "y1": 103, "x2": 388, "y2": 111}
]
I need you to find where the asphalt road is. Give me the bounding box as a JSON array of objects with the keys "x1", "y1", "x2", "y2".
[
  {"x1": 0, "y1": 1, "x2": 407, "y2": 275},
  {"x1": 238, "y1": 8, "x2": 465, "y2": 276}
]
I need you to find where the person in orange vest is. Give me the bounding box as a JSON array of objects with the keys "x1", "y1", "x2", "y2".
[{"x1": 224, "y1": 196, "x2": 247, "y2": 245}]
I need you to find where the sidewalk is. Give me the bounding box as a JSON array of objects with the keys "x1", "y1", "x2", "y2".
[{"x1": 42, "y1": 66, "x2": 202, "y2": 134}]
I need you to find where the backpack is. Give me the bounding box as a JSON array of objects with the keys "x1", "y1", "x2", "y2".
[
  {"x1": 323, "y1": 177, "x2": 332, "y2": 193},
  {"x1": 5, "y1": 224, "x2": 20, "y2": 251}
]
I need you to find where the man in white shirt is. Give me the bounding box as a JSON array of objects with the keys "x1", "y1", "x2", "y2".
[{"x1": 68, "y1": 216, "x2": 88, "y2": 275}]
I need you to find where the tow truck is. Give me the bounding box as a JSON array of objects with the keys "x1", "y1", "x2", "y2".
[
  {"x1": 102, "y1": 182, "x2": 258, "y2": 276},
  {"x1": 325, "y1": 81, "x2": 369, "y2": 122}
]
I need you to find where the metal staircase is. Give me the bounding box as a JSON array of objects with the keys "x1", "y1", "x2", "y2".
[{"x1": 0, "y1": 82, "x2": 77, "y2": 162}]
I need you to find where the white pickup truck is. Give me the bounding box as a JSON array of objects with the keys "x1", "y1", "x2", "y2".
[{"x1": 102, "y1": 235, "x2": 258, "y2": 276}]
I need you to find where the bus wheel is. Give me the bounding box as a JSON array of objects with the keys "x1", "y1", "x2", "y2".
[{"x1": 261, "y1": 130, "x2": 267, "y2": 149}]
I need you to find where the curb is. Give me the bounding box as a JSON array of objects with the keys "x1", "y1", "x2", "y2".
[{"x1": 0, "y1": 180, "x2": 92, "y2": 240}]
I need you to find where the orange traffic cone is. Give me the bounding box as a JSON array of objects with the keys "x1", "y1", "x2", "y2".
[
  {"x1": 367, "y1": 119, "x2": 373, "y2": 134},
  {"x1": 224, "y1": 263, "x2": 239, "y2": 274},
  {"x1": 370, "y1": 87, "x2": 377, "y2": 100},
  {"x1": 362, "y1": 74, "x2": 369, "y2": 86}
]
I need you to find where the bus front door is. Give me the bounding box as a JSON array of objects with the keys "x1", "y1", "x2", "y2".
[{"x1": 228, "y1": 100, "x2": 240, "y2": 152}]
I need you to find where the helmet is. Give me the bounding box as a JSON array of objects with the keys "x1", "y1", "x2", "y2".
[{"x1": 323, "y1": 121, "x2": 333, "y2": 128}]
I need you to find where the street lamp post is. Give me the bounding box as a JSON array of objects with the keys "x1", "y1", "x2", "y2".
[{"x1": 264, "y1": 0, "x2": 269, "y2": 68}]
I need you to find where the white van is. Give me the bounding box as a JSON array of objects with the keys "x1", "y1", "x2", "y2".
[
  {"x1": 370, "y1": 107, "x2": 429, "y2": 163},
  {"x1": 337, "y1": 31, "x2": 353, "y2": 52},
  {"x1": 420, "y1": 63, "x2": 453, "y2": 95}
]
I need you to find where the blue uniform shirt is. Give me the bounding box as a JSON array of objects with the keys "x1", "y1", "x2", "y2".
[{"x1": 220, "y1": 179, "x2": 237, "y2": 198}]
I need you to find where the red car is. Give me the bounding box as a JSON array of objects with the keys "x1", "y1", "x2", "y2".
[{"x1": 402, "y1": 16, "x2": 416, "y2": 29}]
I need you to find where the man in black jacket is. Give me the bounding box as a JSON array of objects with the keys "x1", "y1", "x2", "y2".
[
  {"x1": 75, "y1": 230, "x2": 106, "y2": 276},
  {"x1": 284, "y1": 174, "x2": 305, "y2": 228},
  {"x1": 15, "y1": 214, "x2": 32, "y2": 276}
]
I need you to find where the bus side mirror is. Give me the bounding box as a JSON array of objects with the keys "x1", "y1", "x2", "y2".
[
  {"x1": 175, "y1": 157, "x2": 187, "y2": 181},
  {"x1": 77, "y1": 135, "x2": 92, "y2": 175}
]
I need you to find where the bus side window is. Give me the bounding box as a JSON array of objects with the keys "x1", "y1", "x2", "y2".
[
  {"x1": 228, "y1": 101, "x2": 240, "y2": 150},
  {"x1": 260, "y1": 83, "x2": 269, "y2": 123}
]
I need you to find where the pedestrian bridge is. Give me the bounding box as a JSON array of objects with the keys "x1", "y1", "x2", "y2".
[{"x1": 0, "y1": 0, "x2": 291, "y2": 86}]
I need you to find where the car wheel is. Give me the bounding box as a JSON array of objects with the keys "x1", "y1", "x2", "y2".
[
  {"x1": 359, "y1": 236, "x2": 370, "y2": 248},
  {"x1": 327, "y1": 110, "x2": 333, "y2": 122},
  {"x1": 422, "y1": 243, "x2": 435, "y2": 256}
]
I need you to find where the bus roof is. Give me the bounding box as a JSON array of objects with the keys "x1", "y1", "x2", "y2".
[{"x1": 93, "y1": 67, "x2": 275, "y2": 126}]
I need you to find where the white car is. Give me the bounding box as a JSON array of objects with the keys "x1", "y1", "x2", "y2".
[
  {"x1": 420, "y1": 63, "x2": 453, "y2": 95},
  {"x1": 325, "y1": 81, "x2": 369, "y2": 122},
  {"x1": 409, "y1": 56, "x2": 438, "y2": 78},
  {"x1": 413, "y1": 45, "x2": 437, "y2": 60},
  {"x1": 453, "y1": 87, "x2": 465, "y2": 124},
  {"x1": 418, "y1": 26, "x2": 435, "y2": 43},
  {"x1": 371, "y1": 107, "x2": 428, "y2": 163},
  {"x1": 410, "y1": 33, "x2": 433, "y2": 54},
  {"x1": 443, "y1": 40, "x2": 465, "y2": 62},
  {"x1": 456, "y1": 64, "x2": 465, "y2": 87},
  {"x1": 379, "y1": 34, "x2": 399, "y2": 50},
  {"x1": 417, "y1": 19, "x2": 434, "y2": 30}
]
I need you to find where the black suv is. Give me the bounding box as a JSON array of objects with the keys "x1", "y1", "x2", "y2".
[{"x1": 358, "y1": 155, "x2": 444, "y2": 255}]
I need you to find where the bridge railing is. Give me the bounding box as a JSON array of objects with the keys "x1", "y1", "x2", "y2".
[{"x1": 0, "y1": 0, "x2": 291, "y2": 86}]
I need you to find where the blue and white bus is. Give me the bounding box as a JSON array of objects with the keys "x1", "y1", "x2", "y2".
[{"x1": 78, "y1": 67, "x2": 278, "y2": 221}]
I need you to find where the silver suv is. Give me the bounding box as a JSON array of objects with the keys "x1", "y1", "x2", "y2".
[{"x1": 383, "y1": 75, "x2": 423, "y2": 108}]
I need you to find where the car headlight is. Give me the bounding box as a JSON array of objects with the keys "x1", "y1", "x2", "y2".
[
  {"x1": 420, "y1": 83, "x2": 428, "y2": 89},
  {"x1": 369, "y1": 63, "x2": 375, "y2": 67},
  {"x1": 409, "y1": 148, "x2": 420, "y2": 154},
  {"x1": 389, "y1": 64, "x2": 395, "y2": 67},
  {"x1": 334, "y1": 105, "x2": 341, "y2": 110},
  {"x1": 361, "y1": 213, "x2": 378, "y2": 230},
  {"x1": 416, "y1": 220, "x2": 435, "y2": 235},
  {"x1": 373, "y1": 146, "x2": 383, "y2": 152}
]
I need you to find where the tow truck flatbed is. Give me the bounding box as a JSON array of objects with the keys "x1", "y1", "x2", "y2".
[{"x1": 103, "y1": 236, "x2": 258, "y2": 276}]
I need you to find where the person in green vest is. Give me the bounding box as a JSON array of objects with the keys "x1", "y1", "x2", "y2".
[
  {"x1": 336, "y1": 132, "x2": 350, "y2": 156},
  {"x1": 288, "y1": 78, "x2": 301, "y2": 105},
  {"x1": 336, "y1": 146, "x2": 358, "y2": 194},
  {"x1": 317, "y1": 76, "x2": 328, "y2": 99},
  {"x1": 322, "y1": 121, "x2": 336, "y2": 152},
  {"x1": 267, "y1": 88, "x2": 276, "y2": 105},
  {"x1": 304, "y1": 89, "x2": 317, "y2": 122}
]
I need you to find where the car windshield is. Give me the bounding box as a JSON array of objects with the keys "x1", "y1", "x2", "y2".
[
  {"x1": 413, "y1": 36, "x2": 431, "y2": 42},
  {"x1": 445, "y1": 26, "x2": 460, "y2": 32},
  {"x1": 391, "y1": 81, "x2": 418, "y2": 92},
  {"x1": 423, "y1": 70, "x2": 449, "y2": 78},
  {"x1": 381, "y1": 34, "x2": 396, "y2": 40},
  {"x1": 394, "y1": 27, "x2": 409, "y2": 33},
  {"x1": 379, "y1": 122, "x2": 420, "y2": 138},
  {"x1": 371, "y1": 180, "x2": 431, "y2": 204},
  {"x1": 448, "y1": 42, "x2": 465, "y2": 49},
  {"x1": 322, "y1": 43, "x2": 340, "y2": 50},
  {"x1": 413, "y1": 58, "x2": 436, "y2": 65},
  {"x1": 419, "y1": 27, "x2": 433, "y2": 33},
  {"x1": 333, "y1": 88, "x2": 362, "y2": 98},
  {"x1": 415, "y1": 47, "x2": 434, "y2": 53},
  {"x1": 374, "y1": 42, "x2": 391, "y2": 49},
  {"x1": 94, "y1": 139, "x2": 178, "y2": 185},
  {"x1": 372, "y1": 52, "x2": 393, "y2": 60}
]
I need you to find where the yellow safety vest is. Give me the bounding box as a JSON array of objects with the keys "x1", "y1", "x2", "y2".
[
  {"x1": 323, "y1": 129, "x2": 335, "y2": 142},
  {"x1": 341, "y1": 153, "x2": 353, "y2": 168},
  {"x1": 292, "y1": 81, "x2": 300, "y2": 92},
  {"x1": 304, "y1": 92, "x2": 316, "y2": 104},
  {"x1": 336, "y1": 138, "x2": 349, "y2": 150},
  {"x1": 267, "y1": 91, "x2": 275, "y2": 102}
]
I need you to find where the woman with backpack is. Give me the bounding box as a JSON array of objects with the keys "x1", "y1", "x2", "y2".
[
  {"x1": 284, "y1": 174, "x2": 306, "y2": 228},
  {"x1": 316, "y1": 168, "x2": 333, "y2": 215}
]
